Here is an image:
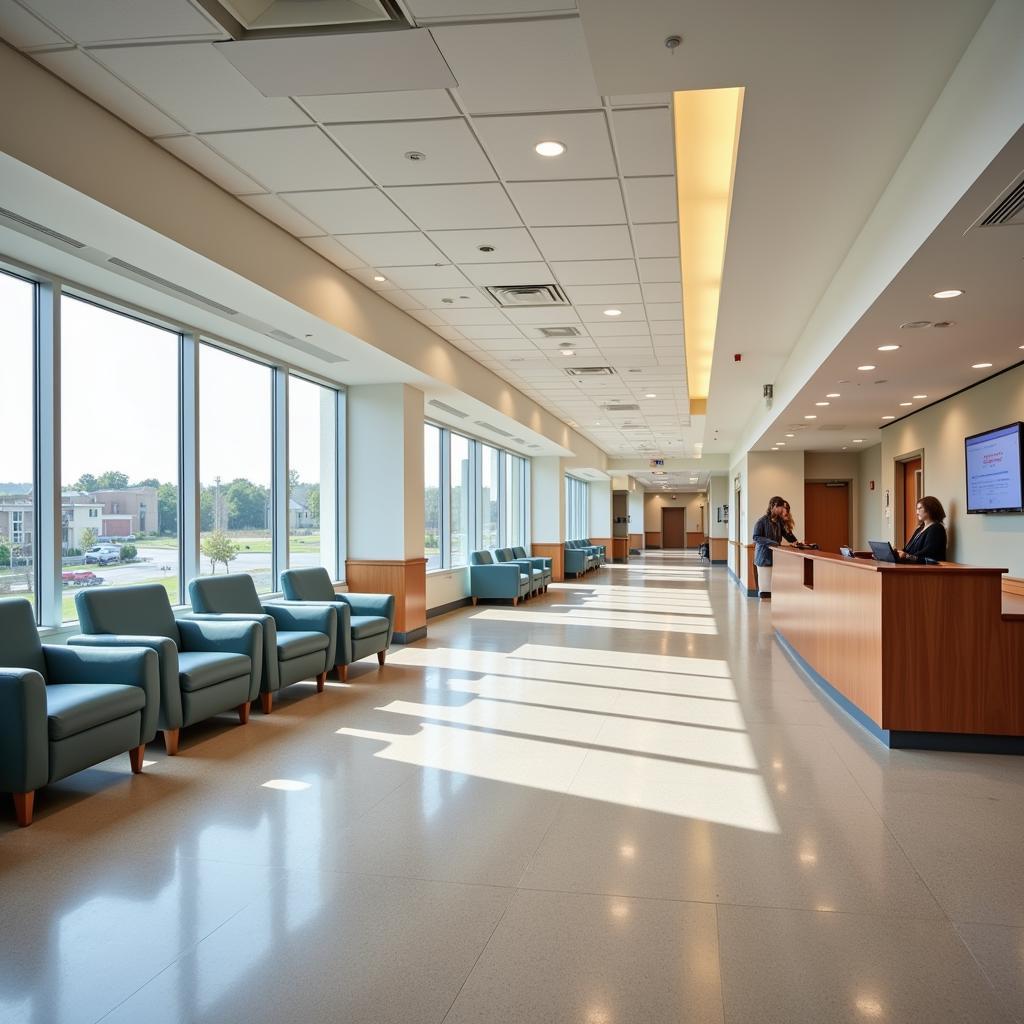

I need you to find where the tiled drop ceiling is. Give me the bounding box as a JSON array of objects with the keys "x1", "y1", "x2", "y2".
[{"x1": 1, "y1": 0, "x2": 692, "y2": 459}]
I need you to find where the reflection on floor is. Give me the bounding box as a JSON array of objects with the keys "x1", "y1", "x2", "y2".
[{"x1": 2, "y1": 552, "x2": 1022, "y2": 1023}]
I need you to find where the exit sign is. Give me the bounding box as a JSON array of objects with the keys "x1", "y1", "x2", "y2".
[{"x1": 649, "y1": 458, "x2": 665, "y2": 467}]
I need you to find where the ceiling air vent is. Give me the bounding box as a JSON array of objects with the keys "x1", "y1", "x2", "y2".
[
  {"x1": 538, "y1": 326, "x2": 581, "y2": 338},
  {"x1": 485, "y1": 284, "x2": 569, "y2": 307},
  {"x1": 564, "y1": 366, "x2": 616, "y2": 377},
  {"x1": 106, "y1": 258, "x2": 239, "y2": 316},
  {"x1": 474, "y1": 420, "x2": 514, "y2": 438},
  {"x1": 427, "y1": 399, "x2": 469, "y2": 419},
  {"x1": 0, "y1": 206, "x2": 86, "y2": 248},
  {"x1": 979, "y1": 172, "x2": 1024, "y2": 226},
  {"x1": 603, "y1": 403, "x2": 640, "y2": 412}
]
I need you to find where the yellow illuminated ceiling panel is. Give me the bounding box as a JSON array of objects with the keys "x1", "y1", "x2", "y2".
[{"x1": 674, "y1": 87, "x2": 744, "y2": 403}]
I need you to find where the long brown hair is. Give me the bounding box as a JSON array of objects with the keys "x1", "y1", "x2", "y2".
[
  {"x1": 782, "y1": 500, "x2": 796, "y2": 534},
  {"x1": 918, "y1": 495, "x2": 945, "y2": 522},
  {"x1": 765, "y1": 495, "x2": 787, "y2": 517}
]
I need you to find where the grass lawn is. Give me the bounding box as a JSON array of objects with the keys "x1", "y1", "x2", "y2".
[
  {"x1": 139, "y1": 533, "x2": 321, "y2": 554},
  {"x1": 62, "y1": 575, "x2": 178, "y2": 622}
]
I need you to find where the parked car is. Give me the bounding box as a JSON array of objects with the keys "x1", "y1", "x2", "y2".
[
  {"x1": 84, "y1": 546, "x2": 120, "y2": 565},
  {"x1": 62, "y1": 570, "x2": 104, "y2": 587}
]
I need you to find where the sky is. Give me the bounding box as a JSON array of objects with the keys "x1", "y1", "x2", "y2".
[{"x1": 0, "y1": 273, "x2": 327, "y2": 490}]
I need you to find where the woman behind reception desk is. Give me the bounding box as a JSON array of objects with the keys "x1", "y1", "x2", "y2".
[
  {"x1": 752, "y1": 495, "x2": 799, "y2": 598},
  {"x1": 897, "y1": 495, "x2": 948, "y2": 563}
]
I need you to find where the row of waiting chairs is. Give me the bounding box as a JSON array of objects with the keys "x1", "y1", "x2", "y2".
[
  {"x1": 564, "y1": 539, "x2": 605, "y2": 578},
  {"x1": 468, "y1": 541, "x2": 606, "y2": 604},
  {"x1": 0, "y1": 568, "x2": 394, "y2": 826}
]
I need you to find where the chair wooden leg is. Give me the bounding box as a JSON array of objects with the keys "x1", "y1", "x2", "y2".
[
  {"x1": 512, "y1": 596, "x2": 518, "y2": 606},
  {"x1": 335, "y1": 664, "x2": 349, "y2": 682},
  {"x1": 260, "y1": 692, "x2": 273, "y2": 714},
  {"x1": 377, "y1": 650, "x2": 386, "y2": 667},
  {"x1": 13, "y1": 791, "x2": 34, "y2": 828},
  {"x1": 163, "y1": 729, "x2": 180, "y2": 755},
  {"x1": 471, "y1": 596, "x2": 478, "y2": 606},
  {"x1": 316, "y1": 671, "x2": 326, "y2": 692},
  {"x1": 237, "y1": 702, "x2": 250, "y2": 725},
  {"x1": 129, "y1": 745, "x2": 145, "y2": 774}
]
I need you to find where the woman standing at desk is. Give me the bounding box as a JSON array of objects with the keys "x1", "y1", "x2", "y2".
[
  {"x1": 897, "y1": 495, "x2": 948, "y2": 563},
  {"x1": 753, "y1": 496, "x2": 798, "y2": 599}
]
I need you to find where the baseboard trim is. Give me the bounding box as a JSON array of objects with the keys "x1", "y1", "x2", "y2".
[
  {"x1": 711, "y1": 559, "x2": 727, "y2": 565},
  {"x1": 393, "y1": 626, "x2": 427, "y2": 644},
  {"x1": 727, "y1": 565, "x2": 757, "y2": 596},
  {"x1": 427, "y1": 597, "x2": 472, "y2": 619}
]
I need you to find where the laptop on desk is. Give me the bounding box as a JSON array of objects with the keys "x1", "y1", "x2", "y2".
[{"x1": 868, "y1": 540, "x2": 899, "y2": 563}]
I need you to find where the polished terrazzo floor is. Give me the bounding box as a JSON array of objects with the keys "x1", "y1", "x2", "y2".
[{"x1": 3, "y1": 552, "x2": 1024, "y2": 1023}]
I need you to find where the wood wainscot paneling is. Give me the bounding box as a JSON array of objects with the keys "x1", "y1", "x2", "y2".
[
  {"x1": 628, "y1": 533, "x2": 644, "y2": 550},
  {"x1": 685, "y1": 531, "x2": 704, "y2": 549},
  {"x1": 611, "y1": 537, "x2": 630, "y2": 562},
  {"x1": 745, "y1": 544, "x2": 757, "y2": 595},
  {"x1": 590, "y1": 537, "x2": 613, "y2": 558},
  {"x1": 710, "y1": 537, "x2": 728, "y2": 563},
  {"x1": 645, "y1": 531, "x2": 662, "y2": 549},
  {"x1": 532, "y1": 543, "x2": 564, "y2": 582},
  {"x1": 345, "y1": 557, "x2": 427, "y2": 643}
]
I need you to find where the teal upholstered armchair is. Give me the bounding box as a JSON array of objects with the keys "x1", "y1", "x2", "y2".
[
  {"x1": 469, "y1": 550, "x2": 531, "y2": 605},
  {"x1": 493, "y1": 548, "x2": 547, "y2": 596},
  {"x1": 279, "y1": 568, "x2": 394, "y2": 681},
  {"x1": 187, "y1": 573, "x2": 336, "y2": 713},
  {"x1": 563, "y1": 543, "x2": 590, "y2": 578},
  {"x1": 70, "y1": 584, "x2": 262, "y2": 755},
  {"x1": 0, "y1": 597, "x2": 159, "y2": 826},
  {"x1": 511, "y1": 546, "x2": 553, "y2": 591}
]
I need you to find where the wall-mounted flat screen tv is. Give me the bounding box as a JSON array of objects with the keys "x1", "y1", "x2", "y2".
[{"x1": 965, "y1": 422, "x2": 1024, "y2": 513}]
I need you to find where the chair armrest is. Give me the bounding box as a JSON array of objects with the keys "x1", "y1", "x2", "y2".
[
  {"x1": 336, "y1": 593, "x2": 395, "y2": 623},
  {"x1": 181, "y1": 612, "x2": 279, "y2": 694},
  {"x1": 262, "y1": 602, "x2": 338, "y2": 670},
  {"x1": 0, "y1": 669, "x2": 48, "y2": 793},
  {"x1": 43, "y1": 644, "x2": 161, "y2": 745},
  {"x1": 68, "y1": 633, "x2": 183, "y2": 731},
  {"x1": 177, "y1": 618, "x2": 263, "y2": 700}
]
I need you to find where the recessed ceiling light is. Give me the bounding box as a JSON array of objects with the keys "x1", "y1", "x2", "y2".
[
  {"x1": 972, "y1": 362, "x2": 993, "y2": 369},
  {"x1": 899, "y1": 402, "x2": 913, "y2": 406},
  {"x1": 776, "y1": 441, "x2": 786, "y2": 445},
  {"x1": 645, "y1": 393, "x2": 657, "y2": 398},
  {"x1": 852, "y1": 439, "x2": 864, "y2": 443},
  {"x1": 857, "y1": 364, "x2": 876, "y2": 371},
  {"x1": 373, "y1": 274, "x2": 387, "y2": 283},
  {"x1": 815, "y1": 401, "x2": 830, "y2": 406},
  {"x1": 804, "y1": 415, "x2": 817, "y2": 420},
  {"x1": 882, "y1": 415, "x2": 895, "y2": 420},
  {"x1": 785, "y1": 433, "x2": 795, "y2": 438},
  {"x1": 404, "y1": 151, "x2": 426, "y2": 162},
  {"x1": 933, "y1": 289, "x2": 963, "y2": 299},
  {"x1": 826, "y1": 393, "x2": 841, "y2": 398},
  {"x1": 877, "y1": 344, "x2": 900, "y2": 351},
  {"x1": 560, "y1": 349, "x2": 575, "y2": 356},
  {"x1": 535, "y1": 140, "x2": 566, "y2": 157},
  {"x1": 603, "y1": 308, "x2": 623, "y2": 317},
  {"x1": 913, "y1": 394, "x2": 927, "y2": 399}
]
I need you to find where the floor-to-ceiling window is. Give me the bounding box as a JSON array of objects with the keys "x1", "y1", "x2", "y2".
[
  {"x1": 505, "y1": 453, "x2": 528, "y2": 550},
  {"x1": 199, "y1": 343, "x2": 273, "y2": 591},
  {"x1": 566, "y1": 475, "x2": 589, "y2": 541},
  {"x1": 0, "y1": 272, "x2": 35, "y2": 609},
  {"x1": 449, "y1": 432, "x2": 471, "y2": 567},
  {"x1": 60, "y1": 296, "x2": 179, "y2": 620},
  {"x1": 424, "y1": 423, "x2": 442, "y2": 570},
  {"x1": 480, "y1": 443, "x2": 500, "y2": 550}
]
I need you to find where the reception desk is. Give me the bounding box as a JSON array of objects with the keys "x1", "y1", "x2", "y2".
[{"x1": 772, "y1": 547, "x2": 1024, "y2": 752}]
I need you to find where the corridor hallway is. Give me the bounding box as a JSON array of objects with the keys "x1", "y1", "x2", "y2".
[{"x1": 1, "y1": 552, "x2": 1022, "y2": 1023}]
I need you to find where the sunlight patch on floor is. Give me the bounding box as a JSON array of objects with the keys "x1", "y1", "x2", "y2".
[{"x1": 471, "y1": 608, "x2": 719, "y2": 635}]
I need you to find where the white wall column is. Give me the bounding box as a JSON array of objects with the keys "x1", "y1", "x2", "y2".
[{"x1": 531, "y1": 456, "x2": 565, "y2": 580}]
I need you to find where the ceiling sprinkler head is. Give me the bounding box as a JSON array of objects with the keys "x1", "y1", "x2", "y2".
[
  {"x1": 664, "y1": 34, "x2": 683, "y2": 51},
  {"x1": 404, "y1": 151, "x2": 426, "y2": 161}
]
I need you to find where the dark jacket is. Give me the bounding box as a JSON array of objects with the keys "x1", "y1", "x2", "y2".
[
  {"x1": 753, "y1": 514, "x2": 797, "y2": 567},
  {"x1": 902, "y1": 522, "x2": 947, "y2": 563}
]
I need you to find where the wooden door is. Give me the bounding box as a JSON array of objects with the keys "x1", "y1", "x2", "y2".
[
  {"x1": 902, "y1": 458, "x2": 922, "y2": 546},
  {"x1": 804, "y1": 482, "x2": 851, "y2": 553},
  {"x1": 662, "y1": 507, "x2": 686, "y2": 548}
]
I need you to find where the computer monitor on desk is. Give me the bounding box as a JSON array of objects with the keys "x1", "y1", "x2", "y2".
[{"x1": 868, "y1": 540, "x2": 899, "y2": 563}]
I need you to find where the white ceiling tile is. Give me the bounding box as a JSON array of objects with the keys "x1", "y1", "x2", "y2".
[
  {"x1": 470, "y1": 335, "x2": 533, "y2": 350},
  {"x1": 201, "y1": 127, "x2": 368, "y2": 191},
  {"x1": 461, "y1": 262, "x2": 555, "y2": 287},
  {"x1": 25, "y1": 0, "x2": 222, "y2": 44},
  {"x1": 623, "y1": 177, "x2": 677, "y2": 224},
  {"x1": 337, "y1": 231, "x2": 447, "y2": 266},
  {"x1": 586, "y1": 334, "x2": 653, "y2": 348},
  {"x1": 381, "y1": 290, "x2": 424, "y2": 311},
  {"x1": 600, "y1": 350, "x2": 658, "y2": 366},
  {"x1": 436, "y1": 326, "x2": 471, "y2": 342},
  {"x1": 588, "y1": 321, "x2": 651, "y2": 337},
  {"x1": 638, "y1": 257, "x2": 681, "y2": 283},
  {"x1": 157, "y1": 136, "x2": 264, "y2": 193},
  {"x1": 577, "y1": 303, "x2": 647, "y2": 322},
  {"x1": 34, "y1": 48, "x2": 185, "y2": 137},
  {"x1": 551, "y1": 260, "x2": 638, "y2": 286},
  {"x1": 633, "y1": 222, "x2": 678, "y2": 258},
  {"x1": 406, "y1": 287, "x2": 493, "y2": 308},
  {"x1": 564, "y1": 283, "x2": 642, "y2": 304},
  {"x1": 0, "y1": 1, "x2": 65, "y2": 48},
  {"x1": 459, "y1": 325, "x2": 528, "y2": 340},
  {"x1": 505, "y1": 179, "x2": 624, "y2": 227},
  {"x1": 298, "y1": 89, "x2": 457, "y2": 123},
  {"x1": 533, "y1": 225, "x2": 633, "y2": 261},
  {"x1": 407, "y1": 1, "x2": 576, "y2": 16},
  {"x1": 611, "y1": 108, "x2": 674, "y2": 177},
  {"x1": 282, "y1": 189, "x2": 413, "y2": 234},
  {"x1": 373, "y1": 265, "x2": 470, "y2": 289},
  {"x1": 427, "y1": 227, "x2": 541, "y2": 263},
  {"x1": 408, "y1": 308, "x2": 446, "y2": 326},
  {"x1": 503, "y1": 307, "x2": 581, "y2": 325},
  {"x1": 645, "y1": 302, "x2": 683, "y2": 321},
  {"x1": 641, "y1": 282, "x2": 682, "y2": 303},
  {"x1": 434, "y1": 306, "x2": 511, "y2": 326},
  {"x1": 326, "y1": 119, "x2": 494, "y2": 186},
  {"x1": 432, "y1": 18, "x2": 598, "y2": 114},
  {"x1": 386, "y1": 183, "x2": 520, "y2": 230},
  {"x1": 609, "y1": 94, "x2": 670, "y2": 107},
  {"x1": 474, "y1": 112, "x2": 615, "y2": 181},
  {"x1": 651, "y1": 321, "x2": 684, "y2": 335},
  {"x1": 303, "y1": 236, "x2": 365, "y2": 270},
  {"x1": 240, "y1": 194, "x2": 324, "y2": 237},
  {"x1": 92, "y1": 43, "x2": 305, "y2": 132}
]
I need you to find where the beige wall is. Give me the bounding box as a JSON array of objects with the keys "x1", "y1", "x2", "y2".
[
  {"x1": 707, "y1": 476, "x2": 729, "y2": 539},
  {"x1": 747, "y1": 451, "x2": 806, "y2": 541},
  {"x1": 881, "y1": 363, "x2": 1024, "y2": 575},
  {"x1": 857, "y1": 444, "x2": 884, "y2": 549},
  {"x1": 643, "y1": 492, "x2": 706, "y2": 535}
]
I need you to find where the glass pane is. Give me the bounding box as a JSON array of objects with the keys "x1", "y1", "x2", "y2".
[
  {"x1": 506, "y1": 455, "x2": 525, "y2": 549},
  {"x1": 481, "y1": 444, "x2": 499, "y2": 550},
  {"x1": 424, "y1": 424, "x2": 441, "y2": 570},
  {"x1": 199, "y1": 344, "x2": 273, "y2": 592},
  {"x1": 450, "y1": 433, "x2": 470, "y2": 566},
  {"x1": 61, "y1": 297, "x2": 179, "y2": 621},
  {"x1": 289, "y1": 375, "x2": 334, "y2": 572},
  {"x1": 0, "y1": 273, "x2": 35, "y2": 610}
]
